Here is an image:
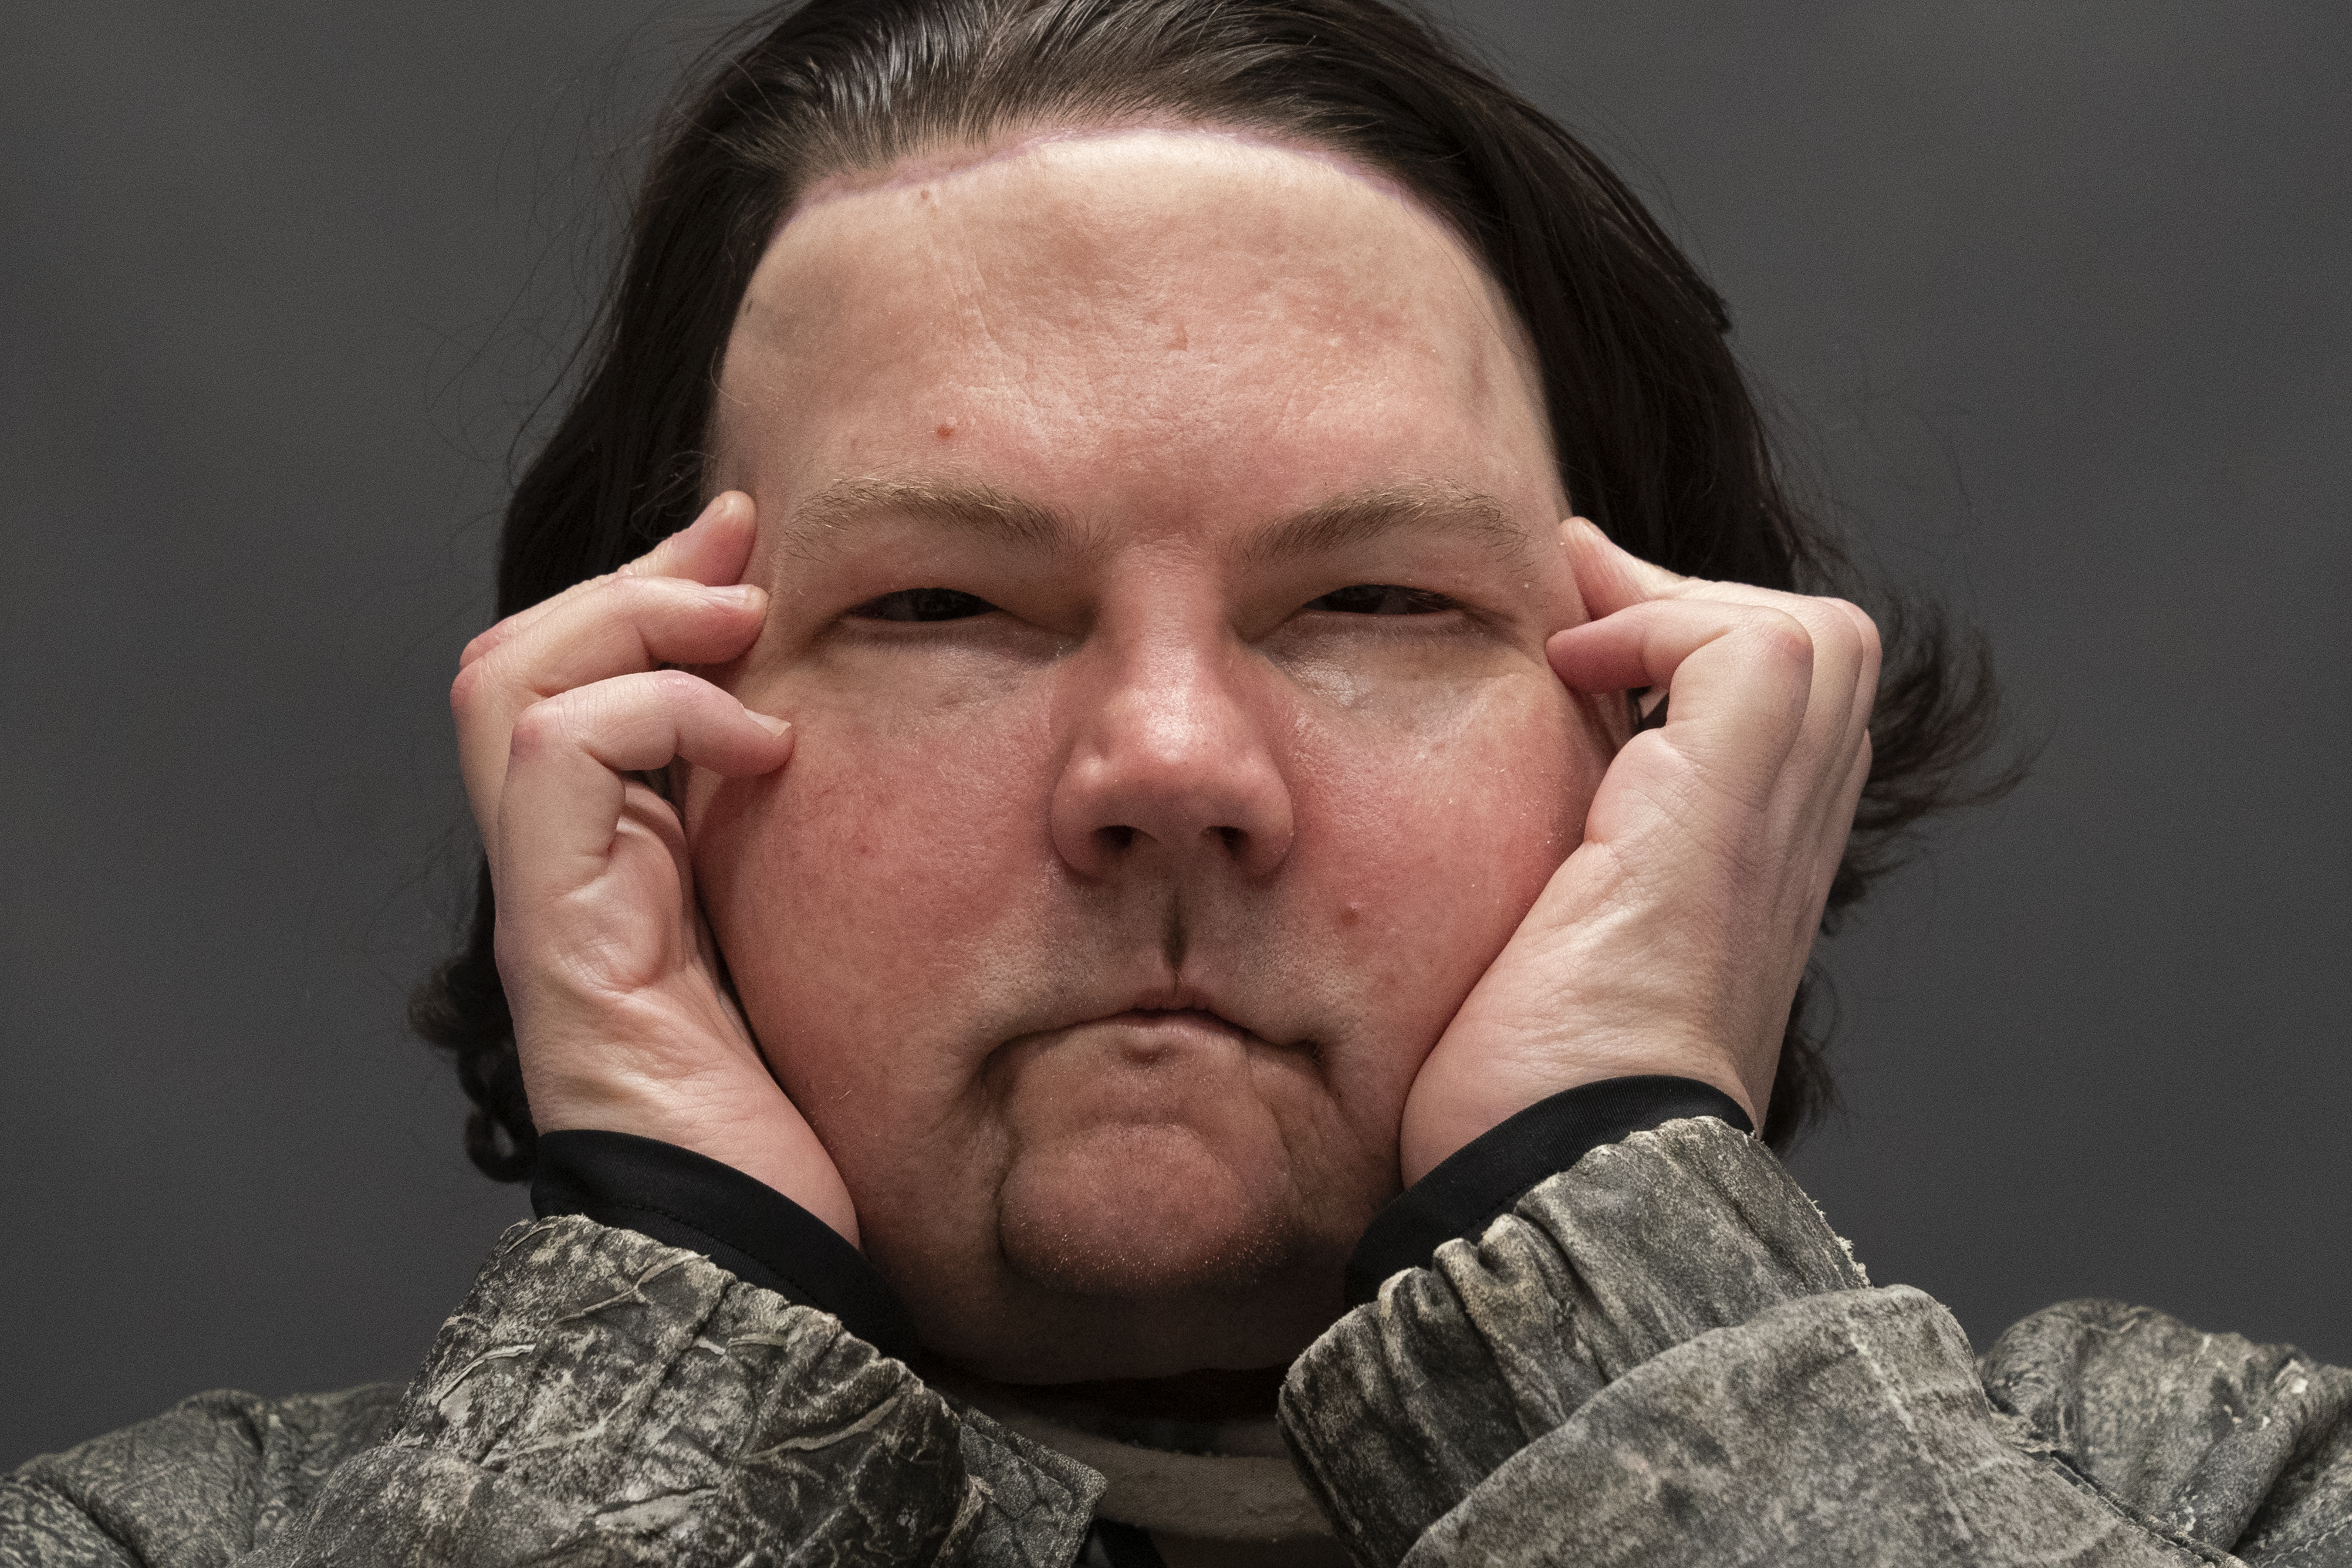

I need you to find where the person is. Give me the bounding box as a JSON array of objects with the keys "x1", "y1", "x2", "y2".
[{"x1": 5, "y1": 0, "x2": 2345, "y2": 1562}]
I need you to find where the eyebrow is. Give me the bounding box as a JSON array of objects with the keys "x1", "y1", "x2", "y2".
[
  {"x1": 781, "y1": 475, "x2": 1078, "y2": 561},
  {"x1": 1241, "y1": 480, "x2": 1529, "y2": 570},
  {"x1": 776, "y1": 473, "x2": 1532, "y2": 569}
]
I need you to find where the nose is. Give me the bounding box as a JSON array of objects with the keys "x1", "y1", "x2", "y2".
[{"x1": 1049, "y1": 630, "x2": 1295, "y2": 881}]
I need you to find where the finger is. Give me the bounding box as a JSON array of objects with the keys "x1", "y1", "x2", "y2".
[
  {"x1": 1565, "y1": 513, "x2": 1872, "y2": 696},
  {"x1": 1567, "y1": 517, "x2": 1880, "y2": 788},
  {"x1": 620, "y1": 489, "x2": 757, "y2": 585},
  {"x1": 1762, "y1": 593, "x2": 1875, "y2": 801},
  {"x1": 474, "y1": 577, "x2": 767, "y2": 710},
  {"x1": 453, "y1": 577, "x2": 770, "y2": 841},
  {"x1": 460, "y1": 491, "x2": 758, "y2": 670},
  {"x1": 1755, "y1": 590, "x2": 1870, "y2": 776},
  {"x1": 1831, "y1": 597, "x2": 1884, "y2": 742},
  {"x1": 1838, "y1": 729, "x2": 1873, "y2": 828},
  {"x1": 1547, "y1": 597, "x2": 1817, "y2": 805},
  {"x1": 1799, "y1": 729, "x2": 1873, "y2": 916},
  {"x1": 1564, "y1": 516, "x2": 1694, "y2": 620},
  {"x1": 496, "y1": 669, "x2": 791, "y2": 896}
]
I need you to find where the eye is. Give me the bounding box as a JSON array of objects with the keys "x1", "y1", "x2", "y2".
[
  {"x1": 1305, "y1": 583, "x2": 1457, "y2": 616},
  {"x1": 847, "y1": 587, "x2": 999, "y2": 622}
]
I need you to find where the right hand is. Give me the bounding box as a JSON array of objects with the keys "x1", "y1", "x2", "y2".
[{"x1": 451, "y1": 491, "x2": 858, "y2": 1244}]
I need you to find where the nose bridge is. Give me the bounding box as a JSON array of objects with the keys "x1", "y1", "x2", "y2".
[
  {"x1": 1106, "y1": 616, "x2": 1244, "y2": 770},
  {"x1": 1052, "y1": 604, "x2": 1294, "y2": 878}
]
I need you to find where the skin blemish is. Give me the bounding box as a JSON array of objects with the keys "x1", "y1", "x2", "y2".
[
  {"x1": 936, "y1": 422, "x2": 956, "y2": 440},
  {"x1": 1341, "y1": 903, "x2": 1362, "y2": 927}
]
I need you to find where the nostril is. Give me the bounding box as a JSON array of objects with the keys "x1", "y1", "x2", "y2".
[
  {"x1": 1215, "y1": 826, "x2": 1245, "y2": 855},
  {"x1": 1098, "y1": 825, "x2": 1137, "y2": 853}
]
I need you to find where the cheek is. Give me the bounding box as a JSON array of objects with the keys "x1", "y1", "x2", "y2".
[
  {"x1": 687, "y1": 676, "x2": 1060, "y2": 1100},
  {"x1": 1285, "y1": 666, "x2": 1599, "y2": 1040}
]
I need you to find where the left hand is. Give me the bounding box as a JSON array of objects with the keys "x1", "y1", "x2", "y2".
[{"x1": 1398, "y1": 519, "x2": 1879, "y2": 1182}]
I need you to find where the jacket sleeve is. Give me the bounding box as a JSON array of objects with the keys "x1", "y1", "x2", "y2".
[
  {"x1": 0, "y1": 1386, "x2": 404, "y2": 1568},
  {"x1": 1278, "y1": 1116, "x2": 2351, "y2": 1566},
  {"x1": 2, "y1": 1216, "x2": 989, "y2": 1567},
  {"x1": 1981, "y1": 1298, "x2": 2352, "y2": 1564}
]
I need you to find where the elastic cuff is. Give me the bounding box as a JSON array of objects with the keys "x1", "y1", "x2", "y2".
[
  {"x1": 1344, "y1": 1075, "x2": 1753, "y2": 1306},
  {"x1": 531, "y1": 1129, "x2": 917, "y2": 1359}
]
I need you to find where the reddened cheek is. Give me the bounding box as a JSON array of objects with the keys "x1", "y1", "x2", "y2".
[
  {"x1": 1277, "y1": 678, "x2": 1591, "y2": 1022},
  {"x1": 690, "y1": 694, "x2": 1064, "y2": 1032}
]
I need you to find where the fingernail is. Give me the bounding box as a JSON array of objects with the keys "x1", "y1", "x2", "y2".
[
  {"x1": 746, "y1": 710, "x2": 791, "y2": 737},
  {"x1": 708, "y1": 583, "x2": 760, "y2": 607}
]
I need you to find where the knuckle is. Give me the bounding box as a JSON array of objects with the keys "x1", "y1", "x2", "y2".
[
  {"x1": 570, "y1": 571, "x2": 658, "y2": 632},
  {"x1": 448, "y1": 656, "x2": 492, "y2": 715},
  {"x1": 506, "y1": 696, "x2": 574, "y2": 759},
  {"x1": 605, "y1": 571, "x2": 659, "y2": 608},
  {"x1": 1744, "y1": 606, "x2": 1815, "y2": 666},
  {"x1": 605, "y1": 572, "x2": 688, "y2": 618},
  {"x1": 1821, "y1": 596, "x2": 1883, "y2": 656},
  {"x1": 645, "y1": 667, "x2": 706, "y2": 705}
]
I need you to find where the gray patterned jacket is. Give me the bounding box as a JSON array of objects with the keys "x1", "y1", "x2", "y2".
[{"x1": 5, "y1": 1118, "x2": 2347, "y2": 1565}]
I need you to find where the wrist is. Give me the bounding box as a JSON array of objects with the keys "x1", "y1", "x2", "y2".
[
  {"x1": 1353, "y1": 1075, "x2": 1756, "y2": 1305},
  {"x1": 685, "y1": 1121, "x2": 862, "y2": 1250},
  {"x1": 1402, "y1": 1049, "x2": 1758, "y2": 1186},
  {"x1": 533, "y1": 1091, "x2": 860, "y2": 1249}
]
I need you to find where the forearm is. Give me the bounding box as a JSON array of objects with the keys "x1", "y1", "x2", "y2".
[
  {"x1": 336, "y1": 1216, "x2": 973, "y2": 1560},
  {"x1": 1279, "y1": 1115, "x2": 2340, "y2": 1567},
  {"x1": 2, "y1": 1219, "x2": 980, "y2": 1567},
  {"x1": 1283, "y1": 1108, "x2": 1860, "y2": 1558}
]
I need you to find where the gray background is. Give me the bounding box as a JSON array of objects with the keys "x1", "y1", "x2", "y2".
[{"x1": 3, "y1": 1, "x2": 2345, "y2": 1467}]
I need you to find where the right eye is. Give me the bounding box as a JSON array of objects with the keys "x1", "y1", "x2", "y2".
[{"x1": 846, "y1": 588, "x2": 999, "y2": 622}]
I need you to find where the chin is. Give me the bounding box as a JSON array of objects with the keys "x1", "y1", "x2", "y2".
[
  {"x1": 894, "y1": 1125, "x2": 1357, "y2": 1382},
  {"x1": 997, "y1": 1124, "x2": 1306, "y2": 1298}
]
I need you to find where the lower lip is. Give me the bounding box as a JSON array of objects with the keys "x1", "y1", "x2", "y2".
[{"x1": 1085, "y1": 1009, "x2": 1259, "y2": 1048}]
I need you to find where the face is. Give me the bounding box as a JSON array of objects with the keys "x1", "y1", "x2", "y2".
[{"x1": 685, "y1": 127, "x2": 1617, "y2": 1381}]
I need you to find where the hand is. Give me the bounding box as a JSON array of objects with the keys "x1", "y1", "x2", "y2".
[
  {"x1": 449, "y1": 492, "x2": 858, "y2": 1243},
  {"x1": 1398, "y1": 519, "x2": 1879, "y2": 1183}
]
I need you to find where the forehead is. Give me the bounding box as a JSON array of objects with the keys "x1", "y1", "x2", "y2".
[{"x1": 711, "y1": 128, "x2": 1558, "y2": 531}]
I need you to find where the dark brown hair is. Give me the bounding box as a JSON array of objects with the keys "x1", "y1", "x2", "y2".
[{"x1": 413, "y1": 0, "x2": 2009, "y2": 1176}]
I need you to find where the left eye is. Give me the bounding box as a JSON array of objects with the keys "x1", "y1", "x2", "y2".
[
  {"x1": 847, "y1": 588, "x2": 999, "y2": 622},
  {"x1": 1305, "y1": 584, "x2": 1456, "y2": 615}
]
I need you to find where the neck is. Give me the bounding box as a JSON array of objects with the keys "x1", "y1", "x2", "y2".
[
  {"x1": 924, "y1": 1359, "x2": 1291, "y2": 1452},
  {"x1": 1035, "y1": 1364, "x2": 1289, "y2": 1423}
]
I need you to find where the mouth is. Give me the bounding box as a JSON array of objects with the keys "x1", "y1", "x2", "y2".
[
  {"x1": 1014, "y1": 980, "x2": 1309, "y2": 1062},
  {"x1": 1096, "y1": 977, "x2": 1280, "y2": 1046},
  {"x1": 1079, "y1": 990, "x2": 1331, "y2": 1074},
  {"x1": 983, "y1": 968, "x2": 1336, "y2": 1081},
  {"x1": 1093, "y1": 1006, "x2": 1260, "y2": 1048},
  {"x1": 977, "y1": 980, "x2": 1333, "y2": 1149}
]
